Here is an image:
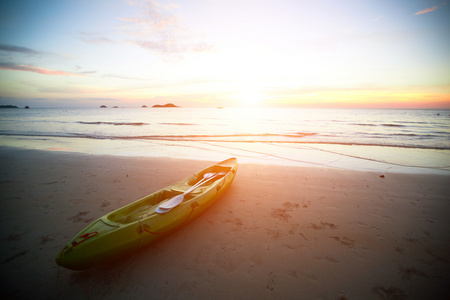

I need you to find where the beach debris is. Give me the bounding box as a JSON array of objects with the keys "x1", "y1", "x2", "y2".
[{"x1": 379, "y1": 175, "x2": 385, "y2": 178}]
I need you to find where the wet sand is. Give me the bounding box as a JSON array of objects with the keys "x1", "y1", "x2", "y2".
[{"x1": 1, "y1": 147, "x2": 449, "y2": 299}]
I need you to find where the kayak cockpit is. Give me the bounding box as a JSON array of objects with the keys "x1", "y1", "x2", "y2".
[
  {"x1": 106, "y1": 189, "x2": 187, "y2": 224},
  {"x1": 105, "y1": 162, "x2": 234, "y2": 225}
]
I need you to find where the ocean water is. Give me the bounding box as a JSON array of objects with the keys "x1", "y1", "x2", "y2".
[{"x1": 1, "y1": 107, "x2": 449, "y2": 173}]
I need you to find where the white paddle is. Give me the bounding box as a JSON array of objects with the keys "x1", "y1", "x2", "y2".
[{"x1": 156, "y1": 172, "x2": 226, "y2": 214}]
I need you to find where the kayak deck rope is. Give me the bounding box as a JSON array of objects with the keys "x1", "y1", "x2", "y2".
[
  {"x1": 72, "y1": 232, "x2": 98, "y2": 247},
  {"x1": 70, "y1": 221, "x2": 119, "y2": 248}
]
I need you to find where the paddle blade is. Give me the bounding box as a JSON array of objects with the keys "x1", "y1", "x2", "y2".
[
  {"x1": 158, "y1": 194, "x2": 185, "y2": 210},
  {"x1": 155, "y1": 206, "x2": 171, "y2": 214}
]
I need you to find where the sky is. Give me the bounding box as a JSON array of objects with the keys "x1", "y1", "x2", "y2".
[{"x1": 0, "y1": 0, "x2": 449, "y2": 108}]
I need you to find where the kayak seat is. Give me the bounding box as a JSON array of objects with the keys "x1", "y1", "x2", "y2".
[{"x1": 107, "y1": 189, "x2": 180, "y2": 224}]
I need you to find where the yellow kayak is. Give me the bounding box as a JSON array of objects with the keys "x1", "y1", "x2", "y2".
[{"x1": 56, "y1": 158, "x2": 238, "y2": 270}]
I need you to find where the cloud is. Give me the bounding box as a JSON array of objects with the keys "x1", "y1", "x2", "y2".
[
  {"x1": 0, "y1": 62, "x2": 82, "y2": 76},
  {"x1": 78, "y1": 31, "x2": 115, "y2": 45},
  {"x1": 134, "y1": 38, "x2": 213, "y2": 54},
  {"x1": 0, "y1": 44, "x2": 74, "y2": 60},
  {"x1": 120, "y1": 0, "x2": 213, "y2": 56},
  {"x1": 0, "y1": 44, "x2": 43, "y2": 55},
  {"x1": 373, "y1": 15, "x2": 384, "y2": 22},
  {"x1": 415, "y1": 6, "x2": 437, "y2": 15},
  {"x1": 102, "y1": 73, "x2": 148, "y2": 81},
  {"x1": 80, "y1": 37, "x2": 114, "y2": 45},
  {"x1": 120, "y1": 0, "x2": 179, "y2": 32}
]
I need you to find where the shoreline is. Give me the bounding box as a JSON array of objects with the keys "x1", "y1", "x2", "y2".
[
  {"x1": 1, "y1": 147, "x2": 449, "y2": 299},
  {"x1": 1, "y1": 135, "x2": 450, "y2": 175}
]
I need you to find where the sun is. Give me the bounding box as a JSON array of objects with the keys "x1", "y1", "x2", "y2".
[{"x1": 235, "y1": 91, "x2": 266, "y2": 107}]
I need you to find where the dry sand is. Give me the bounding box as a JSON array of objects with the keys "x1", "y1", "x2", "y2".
[{"x1": 1, "y1": 147, "x2": 449, "y2": 299}]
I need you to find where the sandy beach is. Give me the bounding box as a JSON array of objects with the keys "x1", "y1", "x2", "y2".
[{"x1": 1, "y1": 147, "x2": 449, "y2": 299}]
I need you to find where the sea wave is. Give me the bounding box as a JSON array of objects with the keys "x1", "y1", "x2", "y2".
[
  {"x1": 79, "y1": 121, "x2": 148, "y2": 126},
  {"x1": 354, "y1": 123, "x2": 377, "y2": 127},
  {"x1": 159, "y1": 123, "x2": 197, "y2": 126},
  {"x1": 381, "y1": 124, "x2": 405, "y2": 127},
  {"x1": 123, "y1": 132, "x2": 317, "y2": 140},
  {"x1": 1, "y1": 132, "x2": 449, "y2": 150}
]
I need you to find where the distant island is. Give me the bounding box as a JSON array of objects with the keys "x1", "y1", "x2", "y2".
[
  {"x1": 97, "y1": 103, "x2": 179, "y2": 108},
  {"x1": 0, "y1": 105, "x2": 19, "y2": 108},
  {"x1": 152, "y1": 103, "x2": 180, "y2": 108}
]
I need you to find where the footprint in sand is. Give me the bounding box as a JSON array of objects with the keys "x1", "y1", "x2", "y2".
[
  {"x1": 331, "y1": 236, "x2": 355, "y2": 249},
  {"x1": 398, "y1": 265, "x2": 428, "y2": 280},
  {"x1": 395, "y1": 247, "x2": 405, "y2": 254},
  {"x1": 282, "y1": 201, "x2": 300, "y2": 210},
  {"x1": 310, "y1": 221, "x2": 338, "y2": 230},
  {"x1": 246, "y1": 255, "x2": 262, "y2": 275},
  {"x1": 68, "y1": 211, "x2": 92, "y2": 223},
  {"x1": 266, "y1": 228, "x2": 282, "y2": 240},
  {"x1": 224, "y1": 217, "x2": 243, "y2": 227},
  {"x1": 176, "y1": 281, "x2": 198, "y2": 297},
  {"x1": 270, "y1": 202, "x2": 300, "y2": 223},
  {"x1": 3, "y1": 250, "x2": 28, "y2": 263},
  {"x1": 314, "y1": 256, "x2": 339, "y2": 263},
  {"x1": 213, "y1": 253, "x2": 235, "y2": 273},
  {"x1": 101, "y1": 200, "x2": 110, "y2": 208},
  {"x1": 40, "y1": 235, "x2": 55, "y2": 245},
  {"x1": 271, "y1": 208, "x2": 292, "y2": 222},
  {"x1": 372, "y1": 285, "x2": 407, "y2": 299},
  {"x1": 266, "y1": 271, "x2": 277, "y2": 290},
  {"x1": 5, "y1": 232, "x2": 28, "y2": 242}
]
